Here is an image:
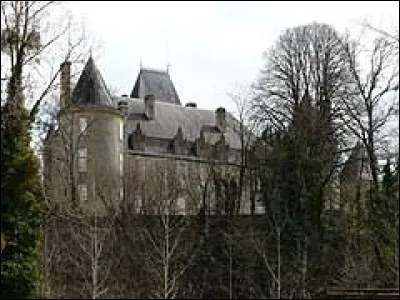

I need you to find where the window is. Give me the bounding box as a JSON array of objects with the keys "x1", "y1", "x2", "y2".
[
  {"x1": 255, "y1": 200, "x2": 265, "y2": 215},
  {"x1": 136, "y1": 196, "x2": 142, "y2": 214},
  {"x1": 119, "y1": 153, "x2": 124, "y2": 177},
  {"x1": 79, "y1": 184, "x2": 87, "y2": 201},
  {"x1": 78, "y1": 148, "x2": 87, "y2": 172},
  {"x1": 119, "y1": 187, "x2": 124, "y2": 200},
  {"x1": 119, "y1": 122, "x2": 124, "y2": 141},
  {"x1": 176, "y1": 197, "x2": 186, "y2": 215},
  {"x1": 79, "y1": 117, "x2": 87, "y2": 134}
]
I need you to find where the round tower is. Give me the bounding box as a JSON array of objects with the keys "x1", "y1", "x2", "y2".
[{"x1": 60, "y1": 57, "x2": 124, "y2": 213}]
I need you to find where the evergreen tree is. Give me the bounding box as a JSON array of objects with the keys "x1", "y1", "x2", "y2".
[
  {"x1": 368, "y1": 158, "x2": 400, "y2": 286},
  {"x1": 1, "y1": 75, "x2": 43, "y2": 298}
]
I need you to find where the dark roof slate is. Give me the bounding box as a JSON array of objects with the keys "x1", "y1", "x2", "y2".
[
  {"x1": 113, "y1": 96, "x2": 243, "y2": 150},
  {"x1": 72, "y1": 57, "x2": 115, "y2": 108},
  {"x1": 130, "y1": 68, "x2": 181, "y2": 105}
]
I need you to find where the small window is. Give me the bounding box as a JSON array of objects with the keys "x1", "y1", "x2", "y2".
[
  {"x1": 176, "y1": 197, "x2": 186, "y2": 215},
  {"x1": 92, "y1": 181, "x2": 96, "y2": 199},
  {"x1": 120, "y1": 153, "x2": 124, "y2": 176},
  {"x1": 255, "y1": 201, "x2": 265, "y2": 215},
  {"x1": 79, "y1": 184, "x2": 87, "y2": 201},
  {"x1": 119, "y1": 187, "x2": 124, "y2": 200},
  {"x1": 136, "y1": 196, "x2": 142, "y2": 213},
  {"x1": 79, "y1": 117, "x2": 87, "y2": 134},
  {"x1": 78, "y1": 148, "x2": 87, "y2": 172},
  {"x1": 119, "y1": 122, "x2": 123, "y2": 141}
]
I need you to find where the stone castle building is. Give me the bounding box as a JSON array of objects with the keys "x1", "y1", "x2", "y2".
[
  {"x1": 43, "y1": 56, "x2": 377, "y2": 218},
  {"x1": 43, "y1": 57, "x2": 264, "y2": 215},
  {"x1": 40, "y1": 56, "x2": 389, "y2": 300}
]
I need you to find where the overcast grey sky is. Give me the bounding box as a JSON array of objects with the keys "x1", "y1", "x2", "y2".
[{"x1": 65, "y1": 1, "x2": 399, "y2": 113}]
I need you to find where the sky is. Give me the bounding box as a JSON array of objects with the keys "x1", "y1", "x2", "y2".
[{"x1": 64, "y1": 1, "x2": 399, "y2": 113}]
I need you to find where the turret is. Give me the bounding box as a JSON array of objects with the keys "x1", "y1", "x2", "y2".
[{"x1": 67, "y1": 57, "x2": 124, "y2": 212}]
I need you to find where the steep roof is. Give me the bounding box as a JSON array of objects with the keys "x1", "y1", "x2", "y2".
[
  {"x1": 114, "y1": 96, "x2": 242, "y2": 150},
  {"x1": 130, "y1": 68, "x2": 181, "y2": 105},
  {"x1": 72, "y1": 57, "x2": 114, "y2": 108}
]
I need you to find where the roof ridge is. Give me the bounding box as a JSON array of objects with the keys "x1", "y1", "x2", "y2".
[
  {"x1": 140, "y1": 67, "x2": 168, "y2": 74},
  {"x1": 120, "y1": 97, "x2": 215, "y2": 113}
]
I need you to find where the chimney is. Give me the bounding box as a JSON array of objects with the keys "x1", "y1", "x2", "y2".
[
  {"x1": 118, "y1": 100, "x2": 129, "y2": 116},
  {"x1": 144, "y1": 94, "x2": 155, "y2": 120},
  {"x1": 60, "y1": 61, "x2": 71, "y2": 110},
  {"x1": 215, "y1": 107, "x2": 227, "y2": 133},
  {"x1": 185, "y1": 102, "x2": 197, "y2": 108}
]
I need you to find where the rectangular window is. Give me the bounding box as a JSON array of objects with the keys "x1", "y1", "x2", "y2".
[
  {"x1": 78, "y1": 148, "x2": 87, "y2": 172},
  {"x1": 255, "y1": 200, "x2": 265, "y2": 215},
  {"x1": 136, "y1": 196, "x2": 142, "y2": 214},
  {"x1": 176, "y1": 197, "x2": 186, "y2": 215},
  {"x1": 119, "y1": 187, "x2": 124, "y2": 200},
  {"x1": 119, "y1": 122, "x2": 123, "y2": 141},
  {"x1": 79, "y1": 117, "x2": 87, "y2": 134},
  {"x1": 120, "y1": 153, "x2": 124, "y2": 177},
  {"x1": 79, "y1": 184, "x2": 87, "y2": 201}
]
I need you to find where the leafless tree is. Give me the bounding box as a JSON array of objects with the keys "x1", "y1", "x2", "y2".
[
  {"x1": 1, "y1": 1, "x2": 97, "y2": 165},
  {"x1": 1, "y1": 1, "x2": 92, "y2": 115},
  {"x1": 41, "y1": 104, "x2": 123, "y2": 298},
  {"x1": 361, "y1": 20, "x2": 399, "y2": 51},
  {"x1": 250, "y1": 22, "x2": 355, "y2": 297},
  {"x1": 341, "y1": 27, "x2": 399, "y2": 189},
  {"x1": 122, "y1": 159, "x2": 202, "y2": 299},
  {"x1": 43, "y1": 193, "x2": 120, "y2": 299},
  {"x1": 229, "y1": 84, "x2": 260, "y2": 215},
  {"x1": 252, "y1": 22, "x2": 352, "y2": 130}
]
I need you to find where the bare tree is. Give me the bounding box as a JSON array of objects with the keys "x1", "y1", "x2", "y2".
[
  {"x1": 361, "y1": 21, "x2": 399, "y2": 51},
  {"x1": 1, "y1": 1, "x2": 92, "y2": 118},
  {"x1": 122, "y1": 159, "x2": 201, "y2": 299},
  {"x1": 42, "y1": 132, "x2": 122, "y2": 298},
  {"x1": 341, "y1": 27, "x2": 399, "y2": 189},
  {"x1": 43, "y1": 194, "x2": 120, "y2": 299},
  {"x1": 229, "y1": 84, "x2": 260, "y2": 215},
  {"x1": 41, "y1": 102, "x2": 122, "y2": 298},
  {"x1": 252, "y1": 22, "x2": 352, "y2": 130},
  {"x1": 250, "y1": 22, "x2": 354, "y2": 297}
]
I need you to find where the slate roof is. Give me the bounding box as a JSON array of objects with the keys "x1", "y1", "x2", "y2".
[
  {"x1": 72, "y1": 57, "x2": 114, "y2": 108},
  {"x1": 114, "y1": 96, "x2": 243, "y2": 150},
  {"x1": 130, "y1": 68, "x2": 181, "y2": 105},
  {"x1": 71, "y1": 58, "x2": 246, "y2": 151}
]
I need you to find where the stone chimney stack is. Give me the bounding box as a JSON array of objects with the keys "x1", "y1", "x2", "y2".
[
  {"x1": 185, "y1": 102, "x2": 197, "y2": 108},
  {"x1": 215, "y1": 107, "x2": 227, "y2": 133},
  {"x1": 60, "y1": 61, "x2": 71, "y2": 110},
  {"x1": 144, "y1": 94, "x2": 155, "y2": 120},
  {"x1": 118, "y1": 100, "x2": 129, "y2": 116}
]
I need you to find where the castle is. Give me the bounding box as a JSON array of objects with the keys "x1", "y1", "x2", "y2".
[
  {"x1": 40, "y1": 56, "x2": 383, "y2": 299},
  {"x1": 43, "y1": 56, "x2": 377, "y2": 219},
  {"x1": 43, "y1": 57, "x2": 264, "y2": 215}
]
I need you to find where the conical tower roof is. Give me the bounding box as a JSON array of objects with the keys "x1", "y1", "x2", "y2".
[{"x1": 72, "y1": 56, "x2": 114, "y2": 108}]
